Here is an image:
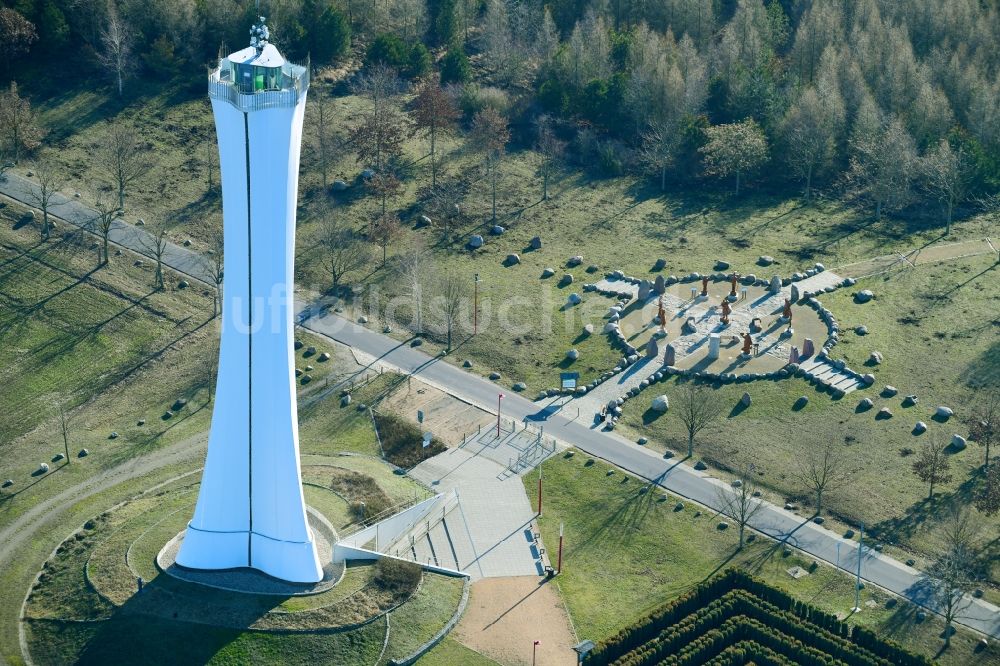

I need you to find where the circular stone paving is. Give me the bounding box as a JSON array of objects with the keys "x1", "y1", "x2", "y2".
[
  {"x1": 611, "y1": 279, "x2": 828, "y2": 375},
  {"x1": 157, "y1": 507, "x2": 344, "y2": 596}
]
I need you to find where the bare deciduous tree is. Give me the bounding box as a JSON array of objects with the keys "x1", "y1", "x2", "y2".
[
  {"x1": 351, "y1": 64, "x2": 401, "y2": 125},
  {"x1": 922, "y1": 139, "x2": 972, "y2": 234},
  {"x1": 98, "y1": 2, "x2": 134, "y2": 97},
  {"x1": 97, "y1": 118, "x2": 152, "y2": 212},
  {"x1": 535, "y1": 115, "x2": 565, "y2": 201},
  {"x1": 206, "y1": 228, "x2": 224, "y2": 317},
  {"x1": 138, "y1": 226, "x2": 168, "y2": 290},
  {"x1": 967, "y1": 389, "x2": 999, "y2": 472},
  {"x1": 369, "y1": 211, "x2": 400, "y2": 266},
  {"x1": 319, "y1": 217, "x2": 370, "y2": 292},
  {"x1": 0, "y1": 8, "x2": 38, "y2": 74},
  {"x1": 412, "y1": 79, "x2": 459, "y2": 189},
  {"x1": 795, "y1": 440, "x2": 848, "y2": 515},
  {"x1": 308, "y1": 82, "x2": 334, "y2": 188},
  {"x1": 205, "y1": 137, "x2": 218, "y2": 194},
  {"x1": 975, "y1": 464, "x2": 1000, "y2": 516},
  {"x1": 59, "y1": 404, "x2": 71, "y2": 465},
  {"x1": 470, "y1": 107, "x2": 510, "y2": 225},
  {"x1": 26, "y1": 160, "x2": 62, "y2": 241},
  {"x1": 912, "y1": 439, "x2": 953, "y2": 500},
  {"x1": 781, "y1": 85, "x2": 844, "y2": 201},
  {"x1": 0, "y1": 81, "x2": 44, "y2": 162},
  {"x1": 89, "y1": 192, "x2": 120, "y2": 266},
  {"x1": 367, "y1": 171, "x2": 402, "y2": 218},
  {"x1": 925, "y1": 508, "x2": 981, "y2": 647},
  {"x1": 848, "y1": 110, "x2": 917, "y2": 220},
  {"x1": 431, "y1": 269, "x2": 467, "y2": 351},
  {"x1": 674, "y1": 383, "x2": 723, "y2": 458},
  {"x1": 399, "y1": 241, "x2": 429, "y2": 334},
  {"x1": 349, "y1": 109, "x2": 406, "y2": 175},
  {"x1": 640, "y1": 120, "x2": 681, "y2": 192},
  {"x1": 716, "y1": 463, "x2": 764, "y2": 549}
]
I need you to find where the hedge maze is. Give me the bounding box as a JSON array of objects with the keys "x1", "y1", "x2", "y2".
[{"x1": 585, "y1": 570, "x2": 931, "y2": 666}]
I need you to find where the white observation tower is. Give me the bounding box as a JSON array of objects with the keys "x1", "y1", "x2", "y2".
[{"x1": 176, "y1": 18, "x2": 322, "y2": 583}]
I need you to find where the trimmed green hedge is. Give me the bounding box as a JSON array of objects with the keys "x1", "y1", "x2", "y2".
[{"x1": 585, "y1": 570, "x2": 930, "y2": 666}]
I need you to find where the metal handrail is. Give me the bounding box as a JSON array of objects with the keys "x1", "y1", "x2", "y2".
[{"x1": 207, "y1": 63, "x2": 308, "y2": 111}]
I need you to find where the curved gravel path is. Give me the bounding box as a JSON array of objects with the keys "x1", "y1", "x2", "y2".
[{"x1": 0, "y1": 433, "x2": 207, "y2": 570}]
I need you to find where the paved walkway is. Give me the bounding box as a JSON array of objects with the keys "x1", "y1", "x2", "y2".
[
  {"x1": 2, "y1": 173, "x2": 997, "y2": 639},
  {"x1": 836, "y1": 238, "x2": 996, "y2": 279},
  {"x1": 407, "y1": 449, "x2": 544, "y2": 579}
]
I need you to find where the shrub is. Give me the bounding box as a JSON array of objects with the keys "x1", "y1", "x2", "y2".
[
  {"x1": 440, "y1": 47, "x2": 471, "y2": 85},
  {"x1": 366, "y1": 33, "x2": 409, "y2": 70},
  {"x1": 457, "y1": 84, "x2": 510, "y2": 117},
  {"x1": 329, "y1": 469, "x2": 392, "y2": 522},
  {"x1": 373, "y1": 410, "x2": 446, "y2": 468},
  {"x1": 374, "y1": 557, "x2": 422, "y2": 594},
  {"x1": 407, "y1": 43, "x2": 432, "y2": 78}
]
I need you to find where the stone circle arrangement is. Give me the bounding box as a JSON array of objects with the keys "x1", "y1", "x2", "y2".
[{"x1": 536, "y1": 259, "x2": 881, "y2": 430}]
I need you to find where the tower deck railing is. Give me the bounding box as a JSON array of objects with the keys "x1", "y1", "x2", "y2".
[{"x1": 208, "y1": 62, "x2": 309, "y2": 111}]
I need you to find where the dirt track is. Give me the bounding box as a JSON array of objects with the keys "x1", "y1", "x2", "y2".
[{"x1": 454, "y1": 576, "x2": 577, "y2": 665}]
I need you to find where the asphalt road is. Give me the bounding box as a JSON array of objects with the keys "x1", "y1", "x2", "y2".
[
  {"x1": 3, "y1": 171, "x2": 998, "y2": 639},
  {"x1": 300, "y1": 312, "x2": 1000, "y2": 638}
]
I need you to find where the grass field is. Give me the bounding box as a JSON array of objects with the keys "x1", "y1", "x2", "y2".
[
  {"x1": 526, "y1": 453, "x2": 999, "y2": 665},
  {"x1": 22, "y1": 467, "x2": 464, "y2": 665},
  {"x1": 613, "y1": 252, "x2": 1000, "y2": 583},
  {"x1": 4, "y1": 63, "x2": 998, "y2": 665}
]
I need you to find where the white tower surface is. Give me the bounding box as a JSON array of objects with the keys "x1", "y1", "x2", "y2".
[{"x1": 176, "y1": 19, "x2": 322, "y2": 583}]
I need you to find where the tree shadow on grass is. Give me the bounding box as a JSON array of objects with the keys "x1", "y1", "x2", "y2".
[
  {"x1": 568, "y1": 471, "x2": 666, "y2": 555},
  {"x1": 869, "y1": 475, "x2": 982, "y2": 547}
]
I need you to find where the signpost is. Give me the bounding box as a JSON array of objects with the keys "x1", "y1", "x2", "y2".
[
  {"x1": 560, "y1": 372, "x2": 579, "y2": 391},
  {"x1": 417, "y1": 409, "x2": 424, "y2": 424},
  {"x1": 422, "y1": 432, "x2": 432, "y2": 448}
]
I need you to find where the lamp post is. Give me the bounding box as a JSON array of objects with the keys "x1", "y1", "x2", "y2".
[
  {"x1": 558, "y1": 522, "x2": 564, "y2": 573},
  {"x1": 532, "y1": 640, "x2": 540, "y2": 666},
  {"x1": 497, "y1": 392, "x2": 504, "y2": 438},
  {"x1": 537, "y1": 464, "x2": 543, "y2": 516},
  {"x1": 474, "y1": 273, "x2": 481, "y2": 335}
]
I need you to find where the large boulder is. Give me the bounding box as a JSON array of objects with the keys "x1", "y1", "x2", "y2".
[
  {"x1": 505, "y1": 253, "x2": 521, "y2": 266},
  {"x1": 529, "y1": 236, "x2": 542, "y2": 250},
  {"x1": 757, "y1": 255, "x2": 774, "y2": 266},
  {"x1": 491, "y1": 225, "x2": 505, "y2": 235},
  {"x1": 936, "y1": 406, "x2": 954, "y2": 419},
  {"x1": 567, "y1": 255, "x2": 583, "y2": 267},
  {"x1": 331, "y1": 180, "x2": 349, "y2": 191},
  {"x1": 651, "y1": 395, "x2": 669, "y2": 413},
  {"x1": 566, "y1": 349, "x2": 580, "y2": 361},
  {"x1": 854, "y1": 289, "x2": 874, "y2": 303},
  {"x1": 567, "y1": 293, "x2": 582, "y2": 305},
  {"x1": 468, "y1": 234, "x2": 484, "y2": 249}
]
